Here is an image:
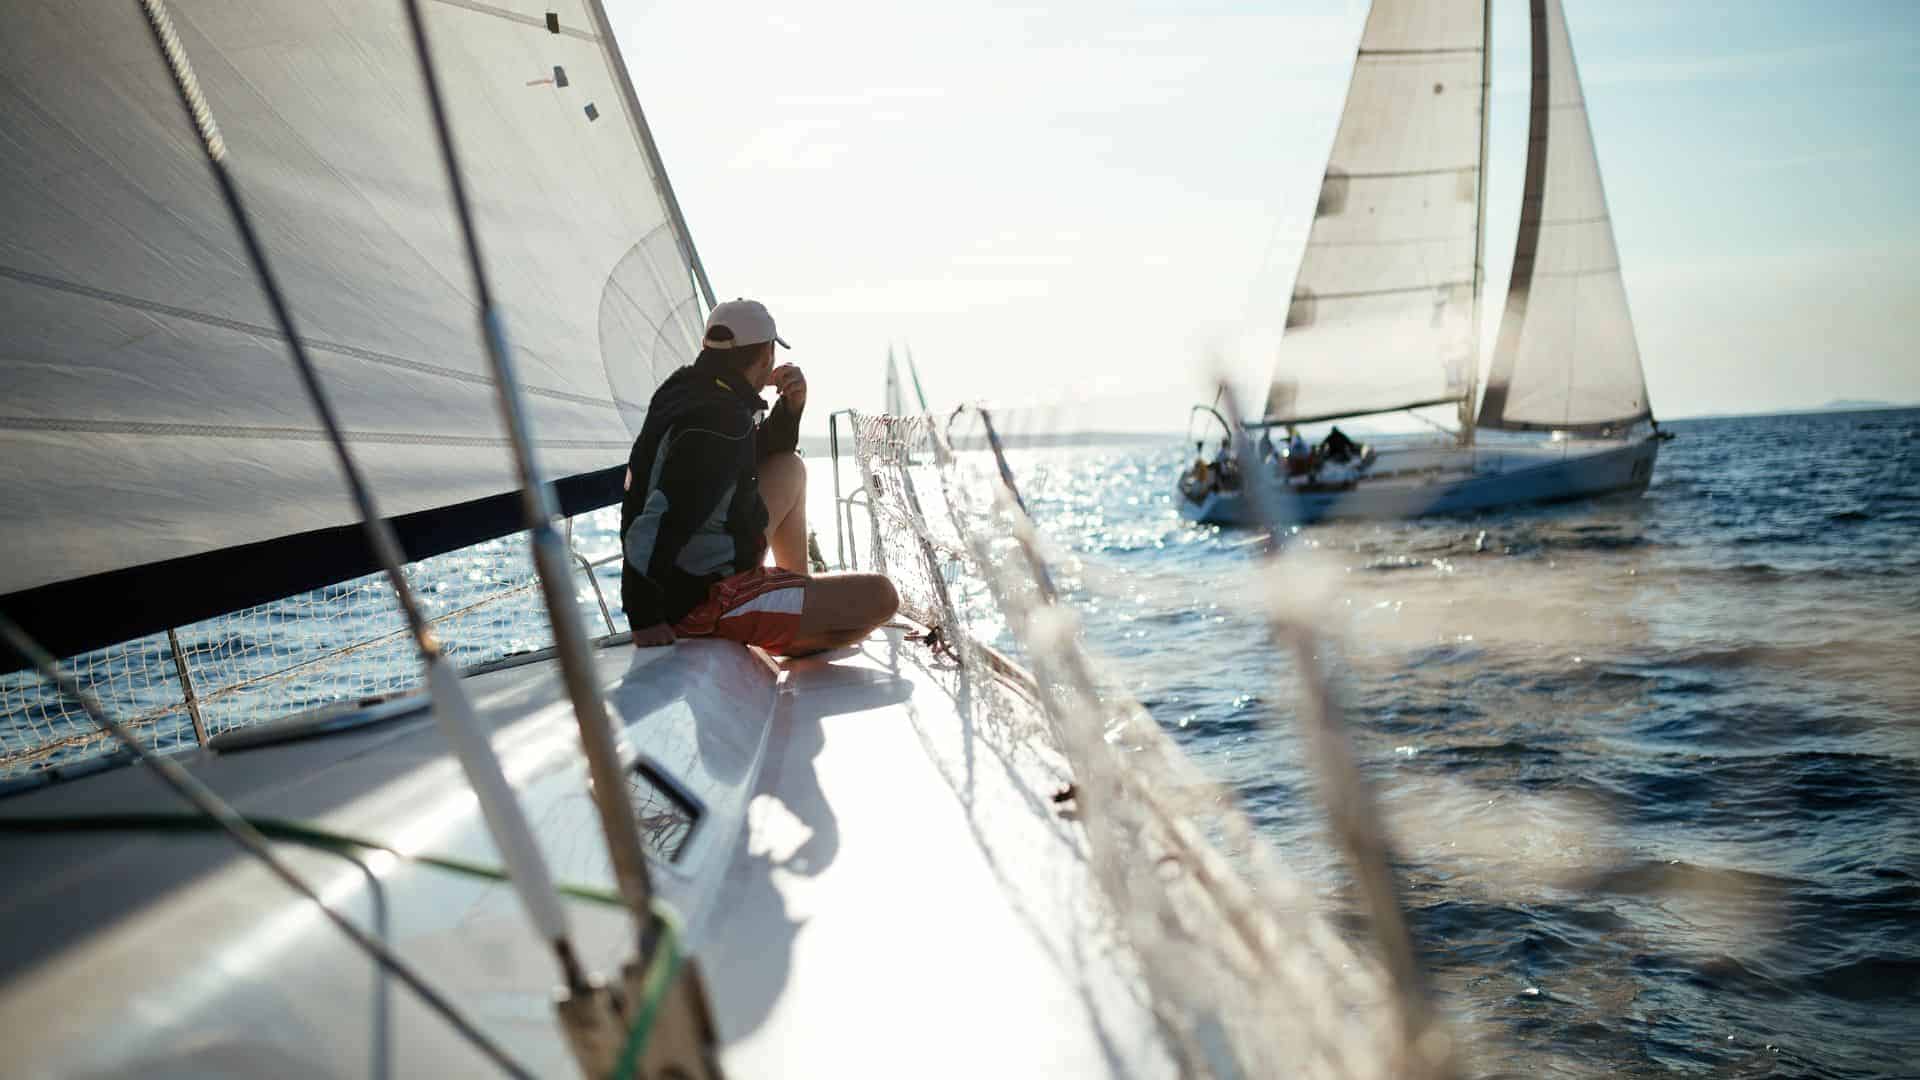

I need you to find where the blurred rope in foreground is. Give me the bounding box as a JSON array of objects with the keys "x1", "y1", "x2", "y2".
[{"x1": 840, "y1": 406, "x2": 1451, "y2": 1079}]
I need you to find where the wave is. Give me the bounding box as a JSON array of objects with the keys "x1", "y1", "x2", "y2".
[
  {"x1": 1573, "y1": 858, "x2": 1801, "y2": 898},
  {"x1": 1631, "y1": 637, "x2": 1920, "y2": 674},
  {"x1": 1798, "y1": 956, "x2": 1920, "y2": 1004}
]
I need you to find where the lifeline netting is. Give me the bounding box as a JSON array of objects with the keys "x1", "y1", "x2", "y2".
[
  {"x1": 0, "y1": 512, "x2": 628, "y2": 778},
  {"x1": 3, "y1": 405, "x2": 1445, "y2": 1076},
  {"x1": 840, "y1": 408, "x2": 1448, "y2": 1080}
]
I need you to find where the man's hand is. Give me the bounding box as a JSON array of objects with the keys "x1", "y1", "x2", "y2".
[
  {"x1": 632, "y1": 623, "x2": 677, "y2": 648},
  {"x1": 770, "y1": 363, "x2": 807, "y2": 411}
]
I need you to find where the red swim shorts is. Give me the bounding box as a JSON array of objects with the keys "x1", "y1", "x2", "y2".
[{"x1": 672, "y1": 567, "x2": 808, "y2": 653}]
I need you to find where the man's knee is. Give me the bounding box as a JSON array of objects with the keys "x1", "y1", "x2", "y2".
[
  {"x1": 762, "y1": 451, "x2": 805, "y2": 491},
  {"x1": 866, "y1": 575, "x2": 900, "y2": 622},
  {"x1": 818, "y1": 573, "x2": 896, "y2": 628}
]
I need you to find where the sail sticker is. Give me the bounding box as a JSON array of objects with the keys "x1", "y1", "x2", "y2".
[
  {"x1": 553, "y1": 65, "x2": 569, "y2": 88},
  {"x1": 545, "y1": 12, "x2": 559, "y2": 33},
  {"x1": 584, "y1": 102, "x2": 599, "y2": 121}
]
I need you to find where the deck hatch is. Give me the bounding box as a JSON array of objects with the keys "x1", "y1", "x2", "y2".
[{"x1": 628, "y1": 754, "x2": 702, "y2": 863}]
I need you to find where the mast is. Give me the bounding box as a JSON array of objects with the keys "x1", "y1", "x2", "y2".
[
  {"x1": 1478, "y1": 0, "x2": 1650, "y2": 434},
  {"x1": 905, "y1": 345, "x2": 933, "y2": 414},
  {"x1": 1462, "y1": 0, "x2": 1493, "y2": 446}
]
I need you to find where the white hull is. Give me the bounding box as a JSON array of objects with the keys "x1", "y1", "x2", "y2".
[
  {"x1": 0, "y1": 632, "x2": 1166, "y2": 1077},
  {"x1": 1179, "y1": 434, "x2": 1661, "y2": 526}
]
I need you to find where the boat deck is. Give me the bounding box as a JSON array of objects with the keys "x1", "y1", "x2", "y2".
[
  {"x1": 0, "y1": 628, "x2": 1166, "y2": 1077},
  {"x1": 707, "y1": 630, "x2": 1165, "y2": 1078}
]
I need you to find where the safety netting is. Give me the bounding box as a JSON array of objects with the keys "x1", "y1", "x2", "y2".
[
  {"x1": 837, "y1": 408, "x2": 1447, "y2": 1080},
  {"x1": 0, "y1": 514, "x2": 628, "y2": 779},
  {"x1": 3, "y1": 403, "x2": 1448, "y2": 1077}
]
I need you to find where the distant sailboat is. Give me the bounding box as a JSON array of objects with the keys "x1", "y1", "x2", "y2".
[
  {"x1": 1180, "y1": 0, "x2": 1666, "y2": 525},
  {"x1": 886, "y1": 346, "x2": 909, "y2": 418},
  {"x1": 884, "y1": 343, "x2": 932, "y2": 418}
]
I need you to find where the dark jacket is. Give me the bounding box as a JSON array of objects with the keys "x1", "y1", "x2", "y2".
[{"x1": 619, "y1": 354, "x2": 801, "y2": 629}]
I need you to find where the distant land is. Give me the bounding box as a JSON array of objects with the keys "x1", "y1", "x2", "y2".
[
  {"x1": 799, "y1": 402, "x2": 1917, "y2": 455},
  {"x1": 1817, "y1": 399, "x2": 1906, "y2": 412},
  {"x1": 1671, "y1": 400, "x2": 1916, "y2": 422}
]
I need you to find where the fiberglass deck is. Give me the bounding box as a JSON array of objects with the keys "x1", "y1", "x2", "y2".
[{"x1": 0, "y1": 629, "x2": 1167, "y2": 1077}]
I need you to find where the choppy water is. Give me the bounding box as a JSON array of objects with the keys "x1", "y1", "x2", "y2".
[
  {"x1": 8, "y1": 407, "x2": 1914, "y2": 1075},
  {"x1": 1003, "y1": 409, "x2": 1920, "y2": 1078}
]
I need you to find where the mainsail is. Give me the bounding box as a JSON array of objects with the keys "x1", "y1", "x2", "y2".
[
  {"x1": 1478, "y1": 0, "x2": 1651, "y2": 432},
  {"x1": 1265, "y1": 1, "x2": 1488, "y2": 425},
  {"x1": 0, "y1": 0, "x2": 706, "y2": 660}
]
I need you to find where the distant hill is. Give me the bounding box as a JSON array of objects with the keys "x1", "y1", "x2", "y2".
[
  {"x1": 1671, "y1": 400, "x2": 1916, "y2": 422},
  {"x1": 1818, "y1": 399, "x2": 1903, "y2": 412}
]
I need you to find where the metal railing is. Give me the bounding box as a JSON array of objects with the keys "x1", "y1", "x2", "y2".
[
  {"x1": 0, "y1": 514, "x2": 626, "y2": 780},
  {"x1": 827, "y1": 408, "x2": 872, "y2": 571}
]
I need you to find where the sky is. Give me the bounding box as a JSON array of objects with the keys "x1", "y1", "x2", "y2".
[{"x1": 609, "y1": 0, "x2": 1920, "y2": 435}]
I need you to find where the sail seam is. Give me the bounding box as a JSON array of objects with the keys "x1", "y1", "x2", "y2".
[
  {"x1": 1338, "y1": 165, "x2": 1478, "y2": 179},
  {"x1": 1295, "y1": 280, "x2": 1473, "y2": 302},
  {"x1": 0, "y1": 265, "x2": 637, "y2": 413},
  {"x1": 1357, "y1": 47, "x2": 1482, "y2": 56},
  {"x1": 1308, "y1": 237, "x2": 1474, "y2": 248},
  {"x1": 0, "y1": 415, "x2": 629, "y2": 450}
]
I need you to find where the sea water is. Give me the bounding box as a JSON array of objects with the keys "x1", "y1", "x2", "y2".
[
  {"x1": 7, "y1": 407, "x2": 1913, "y2": 1075},
  {"x1": 985, "y1": 408, "x2": 1919, "y2": 1077}
]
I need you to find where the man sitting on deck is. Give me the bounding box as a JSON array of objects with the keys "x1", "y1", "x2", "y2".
[{"x1": 621, "y1": 299, "x2": 898, "y2": 656}]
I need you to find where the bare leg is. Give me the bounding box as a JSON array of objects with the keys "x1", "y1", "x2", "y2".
[
  {"x1": 757, "y1": 451, "x2": 809, "y2": 573},
  {"x1": 782, "y1": 572, "x2": 899, "y2": 656}
]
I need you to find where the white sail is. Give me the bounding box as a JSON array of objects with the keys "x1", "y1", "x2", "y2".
[
  {"x1": 885, "y1": 347, "x2": 907, "y2": 417},
  {"x1": 1266, "y1": 1, "x2": 1487, "y2": 424},
  {"x1": 1478, "y1": 0, "x2": 1651, "y2": 433},
  {"x1": 0, "y1": 0, "x2": 705, "y2": 605}
]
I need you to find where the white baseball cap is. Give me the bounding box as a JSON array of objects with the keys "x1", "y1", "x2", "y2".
[{"x1": 702, "y1": 298, "x2": 790, "y2": 350}]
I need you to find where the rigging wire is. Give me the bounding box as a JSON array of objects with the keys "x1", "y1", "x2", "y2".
[
  {"x1": 395, "y1": 0, "x2": 660, "y2": 938},
  {"x1": 133, "y1": 0, "x2": 587, "y2": 999},
  {"x1": 1404, "y1": 408, "x2": 1462, "y2": 439},
  {"x1": 0, "y1": 613, "x2": 534, "y2": 1080}
]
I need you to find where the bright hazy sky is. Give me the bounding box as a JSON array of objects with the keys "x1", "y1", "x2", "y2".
[{"x1": 612, "y1": 0, "x2": 1920, "y2": 433}]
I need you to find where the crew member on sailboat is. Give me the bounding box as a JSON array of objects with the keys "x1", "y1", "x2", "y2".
[{"x1": 621, "y1": 299, "x2": 898, "y2": 655}]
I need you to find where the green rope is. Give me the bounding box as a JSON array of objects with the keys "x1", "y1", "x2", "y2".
[
  {"x1": 608, "y1": 905, "x2": 686, "y2": 1080},
  {"x1": 0, "y1": 812, "x2": 698, "y2": 1071},
  {"x1": 0, "y1": 812, "x2": 626, "y2": 907}
]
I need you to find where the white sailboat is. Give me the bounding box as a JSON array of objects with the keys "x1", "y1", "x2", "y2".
[
  {"x1": 0, "y1": 3, "x2": 1427, "y2": 1077},
  {"x1": 0, "y1": 2, "x2": 1165, "y2": 1075},
  {"x1": 883, "y1": 343, "x2": 932, "y2": 418},
  {"x1": 1180, "y1": 0, "x2": 1667, "y2": 526}
]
